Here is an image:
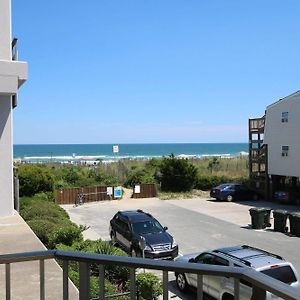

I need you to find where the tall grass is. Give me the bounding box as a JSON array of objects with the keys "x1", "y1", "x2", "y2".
[{"x1": 94, "y1": 157, "x2": 249, "y2": 181}]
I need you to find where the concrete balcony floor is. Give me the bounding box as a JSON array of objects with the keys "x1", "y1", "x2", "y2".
[{"x1": 0, "y1": 213, "x2": 78, "y2": 299}]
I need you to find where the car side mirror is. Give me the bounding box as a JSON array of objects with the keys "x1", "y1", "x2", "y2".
[
  {"x1": 188, "y1": 258, "x2": 196, "y2": 263},
  {"x1": 163, "y1": 226, "x2": 168, "y2": 231}
]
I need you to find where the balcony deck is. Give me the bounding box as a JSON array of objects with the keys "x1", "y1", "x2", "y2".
[{"x1": 0, "y1": 213, "x2": 78, "y2": 299}]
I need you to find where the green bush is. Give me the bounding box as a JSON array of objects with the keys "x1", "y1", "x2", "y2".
[
  {"x1": 18, "y1": 164, "x2": 54, "y2": 196},
  {"x1": 136, "y1": 272, "x2": 163, "y2": 300},
  {"x1": 195, "y1": 175, "x2": 249, "y2": 190},
  {"x1": 124, "y1": 168, "x2": 156, "y2": 188},
  {"x1": 20, "y1": 196, "x2": 69, "y2": 222},
  {"x1": 49, "y1": 224, "x2": 83, "y2": 248},
  {"x1": 56, "y1": 239, "x2": 129, "y2": 285},
  {"x1": 27, "y1": 218, "x2": 83, "y2": 249},
  {"x1": 20, "y1": 195, "x2": 83, "y2": 249},
  {"x1": 68, "y1": 270, "x2": 123, "y2": 299},
  {"x1": 27, "y1": 219, "x2": 57, "y2": 246},
  {"x1": 195, "y1": 175, "x2": 229, "y2": 190},
  {"x1": 160, "y1": 154, "x2": 198, "y2": 192}
]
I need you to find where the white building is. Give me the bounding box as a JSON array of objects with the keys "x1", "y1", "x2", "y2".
[
  {"x1": 249, "y1": 90, "x2": 300, "y2": 202},
  {"x1": 264, "y1": 91, "x2": 300, "y2": 178},
  {"x1": 0, "y1": 0, "x2": 28, "y2": 216}
]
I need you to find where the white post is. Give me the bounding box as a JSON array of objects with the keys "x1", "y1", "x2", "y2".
[
  {"x1": 0, "y1": 0, "x2": 14, "y2": 216},
  {"x1": 0, "y1": 97, "x2": 14, "y2": 216}
]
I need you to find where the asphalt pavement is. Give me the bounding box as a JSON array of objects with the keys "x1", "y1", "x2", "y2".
[{"x1": 61, "y1": 196, "x2": 300, "y2": 299}]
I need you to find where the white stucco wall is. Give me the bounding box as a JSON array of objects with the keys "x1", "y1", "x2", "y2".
[
  {"x1": 0, "y1": 0, "x2": 13, "y2": 217},
  {"x1": 0, "y1": 0, "x2": 11, "y2": 60},
  {"x1": 264, "y1": 91, "x2": 300, "y2": 178},
  {"x1": 0, "y1": 0, "x2": 27, "y2": 216}
]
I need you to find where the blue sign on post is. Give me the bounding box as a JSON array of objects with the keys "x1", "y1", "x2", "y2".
[{"x1": 114, "y1": 186, "x2": 122, "y2": 199}]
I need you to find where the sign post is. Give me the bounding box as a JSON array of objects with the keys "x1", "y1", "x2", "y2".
[{"x1": 113, "y1": 145, "x2": 119, "y2": 161}]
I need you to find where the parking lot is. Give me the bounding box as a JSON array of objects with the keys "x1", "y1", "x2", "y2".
[{"x1": 62, "y1": 196, "x2": 300, "y2": 299}]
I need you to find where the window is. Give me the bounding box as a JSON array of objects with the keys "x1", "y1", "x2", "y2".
[
  {"x1": 282, "y1": 112, "x2": 288, "y2": 123},
  {"x1": 282, "y1": 146, "x2": 289, "y2": 157},
  {"x1": 261, "y1": 266, "x2": 297, "y2": 284},
  {"x1": 195, "y1": 253, "x2": 229, "y2": 266},
  {"x1": 213, "y1": 256, "x2": 229, "y2": 266},
  {"x1": 195, "y1": 253, "x2": 215, "y2": 264},
  {"x1": 115, "y1": 216, "x2": 130, "y2": 232}
]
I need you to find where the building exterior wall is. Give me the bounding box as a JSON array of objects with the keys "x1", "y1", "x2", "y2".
[
  {"x1": 0, "y1": 0, "x2": 11, "y2": 60},
  {"x1": 264, "y1": 91, "x2": 300, "y2": 178},
  {"x1": 0, "y1": 0, "x2": 27, "y2": 216}
]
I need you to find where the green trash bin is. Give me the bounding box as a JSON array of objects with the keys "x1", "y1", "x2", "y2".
[
  {"x1": 249, "y1": 208, "x2": 269, "y2": 229},
  {"x1": 289, "y1": 212, "x2": 300, "y2": 237},
  {"x1": 264, "y1": 208, "x2": 272, "y2": 227},
  {"x1": 273, "y1": 210, "x2": 288, "y2": 233}
]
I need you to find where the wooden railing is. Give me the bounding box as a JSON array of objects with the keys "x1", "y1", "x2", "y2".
[{"x1": 249, "y1": 117, "x2": 265, "y2": 132}]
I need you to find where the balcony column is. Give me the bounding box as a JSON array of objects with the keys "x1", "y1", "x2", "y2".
[
  {"x1": 0, "y1": 0, "x2": 14, "y2": 216},
  {"x1": 0, "y1": 97, "x2": 14, "y2": 216}
]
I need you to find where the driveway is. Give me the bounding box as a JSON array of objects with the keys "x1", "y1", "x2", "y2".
[{"x1": 61, "y1": 197, "x2": 300, "y2": 299}]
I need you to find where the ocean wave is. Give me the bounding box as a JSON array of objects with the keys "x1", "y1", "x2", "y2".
[{"x1": 17, "y1": 152, "x2": 249, "y2": 163}]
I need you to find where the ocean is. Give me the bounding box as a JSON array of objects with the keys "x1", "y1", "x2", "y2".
[{"x1": 13, "y1": 143, "x2": 248, "y2": 163}]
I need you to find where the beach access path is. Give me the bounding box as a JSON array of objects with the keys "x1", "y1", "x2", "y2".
[{"x1": 61, "y1": 196, "x2": 300, "y2": 299}]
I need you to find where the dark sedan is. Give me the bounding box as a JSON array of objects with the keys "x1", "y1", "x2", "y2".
[{"x1": 210, "y1": 183, "x2": 257, "y2": 202}]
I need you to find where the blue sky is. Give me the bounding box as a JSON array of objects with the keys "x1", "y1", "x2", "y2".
[{"x1": 13, "y1": 0, "x2": 300, "y2": 144}]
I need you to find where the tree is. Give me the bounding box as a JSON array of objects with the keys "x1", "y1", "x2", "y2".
[{"x1": 160, "y1": 154, "x2": 198, "y2": 192}]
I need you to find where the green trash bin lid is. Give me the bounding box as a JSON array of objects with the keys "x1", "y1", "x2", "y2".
[
  {"x1": 249, "y1": 207, "x2": 267, "y2": 212},
  {"x1": 273, "y1": 209, "x2": 288, "y2": 216},
  {"x1": 249, "y1": 207, "x2": 271, "y2": 213},
  {"x1": 289, "y1": 212, "x2": 300, "y2": 218}
]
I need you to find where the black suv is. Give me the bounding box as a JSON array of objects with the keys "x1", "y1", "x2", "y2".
[{"x1": 109, "y1": 210, "x2": 178, "y2": 259}]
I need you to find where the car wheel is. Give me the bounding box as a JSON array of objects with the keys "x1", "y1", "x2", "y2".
[
  {"x1": 226, "y1": 194, "x2": 233, "y2": 202},
  {"x1": 176, "y1": 273, "x2": 188, "y2": 292},
  {"x1": 110, "y1": 231, "x2": 116, "y2": 245},
  {"x1": 131, "y1": 247, "x2": 142, "y2": 257}
]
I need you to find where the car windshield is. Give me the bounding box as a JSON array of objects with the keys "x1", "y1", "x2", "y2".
[
  {"x1": 260, "y1": 265, "x2": 297, "y2": 284},
  {"x1": 132, "y1": 220, "x2": 164, "y2": 234},
  {"x1": 217, "y1": 184, "x2": 232, "y2": 189}
]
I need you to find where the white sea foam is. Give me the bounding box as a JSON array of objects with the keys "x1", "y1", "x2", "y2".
[{"x1": 20, "y1": 151, "x2": 247, "y2": 164}]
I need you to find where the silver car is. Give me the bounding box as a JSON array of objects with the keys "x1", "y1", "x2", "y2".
[{"x1": 175, "y1": 245, "x2": 299, "y2": 300}]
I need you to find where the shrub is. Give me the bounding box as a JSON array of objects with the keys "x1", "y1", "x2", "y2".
[
  {"x1": 93, "y1": 241, "x2": 130, "y2": 285},
  {"x1": 18, "y1": 164, "x2": 54, "y2": 196},
  {"x1": 27, "y1": 219, "x2": 57, "y2": 246},
  {"x1": 20, "y1": 196, "x2": 69, "y2": 222},
  {"x1": 20, "y1": 195, "x2": 83, "y2": 249},
  {"x1": 49, "y1": 224, "x2": 83, "y2": 248},
  {"x1": 160, "y1": 154, "x2": 198, "y2": 192},
  {"x1": 136, "y1": 272, "x2": 163, "y2": 300},
  {"x1": 56, "y1": 240, "x2": 129, "y2": 285},
  {"x1": 195, "y1": 175, "x2": 228, "y2": 190},
  {"x1": 195, "y1": 175, "x2": 249, "y2": 190},
  {"x1": 124, "y1": 168, "x2": 156, "y2": 188},
  {"x1": 68, "y1": 270, "x2": 121, "y2": 299},
  {"x1": 27, "y1": 218, "x2": 83, "y2": 249}
]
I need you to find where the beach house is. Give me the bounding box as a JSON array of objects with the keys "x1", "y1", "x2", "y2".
[{"x1": 249, "y1": 91, "x2": 300, "y2": 203}]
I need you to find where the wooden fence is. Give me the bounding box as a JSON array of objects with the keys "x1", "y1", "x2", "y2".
[
  {"x1": 55, "y1": 186, "x2": 115, "y2": 205},
  {"x1": 132, "y1": 184, "x2": 157, "y2": 199}
]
